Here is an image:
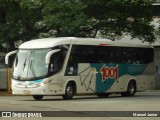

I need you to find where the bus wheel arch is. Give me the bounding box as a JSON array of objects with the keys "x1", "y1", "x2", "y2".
[
  {"x1": 121, "y1": 79, "x2": 136, "y2": 97},
  {"x1": 62, "y1": 81, "x2": 76, "y2": 100}
]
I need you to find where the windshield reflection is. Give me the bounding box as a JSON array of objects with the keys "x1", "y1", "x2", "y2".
[{"x1": 13, "y1": 49, "x2": 51, "y2": 80}]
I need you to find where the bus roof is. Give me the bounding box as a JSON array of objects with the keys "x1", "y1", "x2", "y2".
[{"x1": 19, "y1": 37, "x2": 153, "y2": 49}]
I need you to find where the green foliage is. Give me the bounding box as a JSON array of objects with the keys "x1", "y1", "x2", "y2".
[
  {"x1": 82, "y1": 0, "x2": 155, "y2": 41},
  {"x1": 0, "y1": 0, "x2": 156, "y2": 51},
  {"x1": 42, "y1": 0, "x2": 155, "y2": 42},
  {"x1": 42, "y1": 0, "x2": 89, "y2": 37},
  {"x1": 0, "y1": 0, "x2": 44, "y2": 51}
]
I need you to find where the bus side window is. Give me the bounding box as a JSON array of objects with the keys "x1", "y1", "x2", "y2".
[
  {"x1": 114, "y1": 47, "x2": 127, "y2": 63},
  {"x1": 137, "y1": 48, "x2": 143, "y2": 64},
  {"x1": 142, "y1": 48, "x2": 154, "y2": 64},
  {"x1": 83, "y1": 46, "x2": 98, "y2": 63},
  {"x1": 69, "y1": 46, "x2": 83, "y2": 64},
  {"x1": 65, "y1": 45, "x2": 81, "y2": 76},
  {"x1": 127, "y1": 48, "x2": 139, "y2": 64},
  {"x1": 98, "y1": 46, "x2": 114, "y2": 63},
  {"x1": 50, "y1": 51, "x2": 65, "y2": 74}
]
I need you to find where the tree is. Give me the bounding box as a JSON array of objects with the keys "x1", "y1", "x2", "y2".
[
  {"x1": 0, "y1": 0, "x2": 6, "y2": 52},
  {"x1": 84, "y1": 0, "x2": 155, "y2": 42},
  {"x1": 42, "y1": 0, "x2": 89, "y2": 37},
  {"x1": 0, "y1": 0, "x2": 156, "y2": 52},
  {"x1": 0, "y1": 0, "x2": 43, "y2": 51},
  {"x1": 43, "y1": 0, "x2": 155, "y2": 42}
]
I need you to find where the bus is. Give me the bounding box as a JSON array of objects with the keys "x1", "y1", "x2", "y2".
[{"x1": 5, "y1": 37, "x2": 155, "y2": 100}]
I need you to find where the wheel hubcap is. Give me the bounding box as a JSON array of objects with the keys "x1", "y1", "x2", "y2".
[
  {"x1": 129, "y1": 85, "x2": 134, "y2": 94},
  {"x1": 66, "y1": 86, "x2": 73, "y2": 96}
]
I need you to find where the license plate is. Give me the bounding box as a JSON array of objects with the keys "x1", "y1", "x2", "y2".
[{"x1": 23, "y1": 90, "x2": 30, "y2": 94}]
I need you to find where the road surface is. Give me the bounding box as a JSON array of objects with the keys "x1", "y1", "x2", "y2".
[{"x1": 0, "y1": 92, "x2": 160, "y2": 120}]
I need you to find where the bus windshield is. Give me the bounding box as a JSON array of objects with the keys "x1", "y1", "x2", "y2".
[{"x1": 13, "y1": 49, "x2": 51, "y2": 80}]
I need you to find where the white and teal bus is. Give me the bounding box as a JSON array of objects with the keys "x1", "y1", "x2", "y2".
[{"x1": 5, "y1": 37, "x2": 155, "y2": 100}]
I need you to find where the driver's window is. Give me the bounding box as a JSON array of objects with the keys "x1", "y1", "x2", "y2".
[
  {"x1": 49, "y1": 50, "x2": 66, "y2": 74},
  {"x1": 49, "y1": 45, "x2": 69, "y2": 74},
  {"x1": 50, "y1": 52, "x2": 61, "y2": 73}
]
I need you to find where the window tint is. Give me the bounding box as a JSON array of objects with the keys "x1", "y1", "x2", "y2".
[
  {"x1": 69, "y1": 45, "x2": 83, "y2": 63},
  {"x1": 69, "y1": 45, "x2": 154, "y2": 64},
  {"x1": 98, "y1": 47, "x2": 114, "y2": 63},
  {"x1": 83, "y1": 46, "x2": 98, "y2": 63},
  {"x1": 142, "y1": 48, "x2": 154, "y2": 64},
  {"x1": 49, "y1": 45, "x2": 69, "y2": 75},
  {"x1": 114, "y1": 47, "x2": 128, "y2": 63},
  {"x1": 69, "y1": 45, "x2": 97, "y2": 63}
]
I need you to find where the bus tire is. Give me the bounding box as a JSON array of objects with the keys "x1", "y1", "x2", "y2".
[
  {"x1": 63, "y1": 83, "x2": 75, "y2": 100},
  {"x1": 33, "y1": 95, "x2": 43, "y2": 100},
  {"x1": 121, "y1": 81, "x2": 136, "y2": 97}
]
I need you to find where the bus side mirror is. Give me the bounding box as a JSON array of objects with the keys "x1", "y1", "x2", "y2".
[
  {"x1": 45, "y1": 49, "x2": 60, "y2": 64},
  {"x1": 5, "y1": 50, "x2": 17, "y2": 66}
]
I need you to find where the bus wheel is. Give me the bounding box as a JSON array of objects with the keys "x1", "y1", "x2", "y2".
[
  {"x1": 33, "y1": 95, "x2": 43, "y2": 100},
  {"x1": 63, "y1": 83, "x2": 75, "y2": 100},
  {"x1": 97, "y1": 93, "x2": 109, "y2": 98},
  {"x1": 121, "y1": 81, "x2": 136, "y2": 97}
]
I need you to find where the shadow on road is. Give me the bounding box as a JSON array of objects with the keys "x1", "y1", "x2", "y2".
[{"x1": 18, "y1": 93, "x2": 159, "y2": 101}]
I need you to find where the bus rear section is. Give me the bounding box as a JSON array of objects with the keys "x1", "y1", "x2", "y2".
[{"x1": 65, "y1": 44, "x2": 155, "y2": 97}]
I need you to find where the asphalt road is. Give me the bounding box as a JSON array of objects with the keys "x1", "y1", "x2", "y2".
[{"x1": 0, "y1": 92, "x2": 160, "y2": 120}]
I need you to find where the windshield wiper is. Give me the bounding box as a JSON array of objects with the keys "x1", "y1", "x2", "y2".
[
  {"x1": 30, "y1": 60, "x2": 36, "y2": 78},
  {"x1": 16, "y1": 58, "x2": 27, "y2": 80}
]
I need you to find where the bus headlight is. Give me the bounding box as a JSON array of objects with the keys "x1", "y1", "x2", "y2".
[
  {"x1": 43, "y1": 79, "x2": 52, "y2": 84},
  {"x1": 36, "y1": 79, "x2": 51, "y2": 87},
  {"x1": 40, "y1": 82, "x2": 45, "y2": 86}
]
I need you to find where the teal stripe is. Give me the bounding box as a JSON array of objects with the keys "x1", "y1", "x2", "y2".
[{"x1": 90, "y1": 63, "x2": 147, "y2": 93}]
